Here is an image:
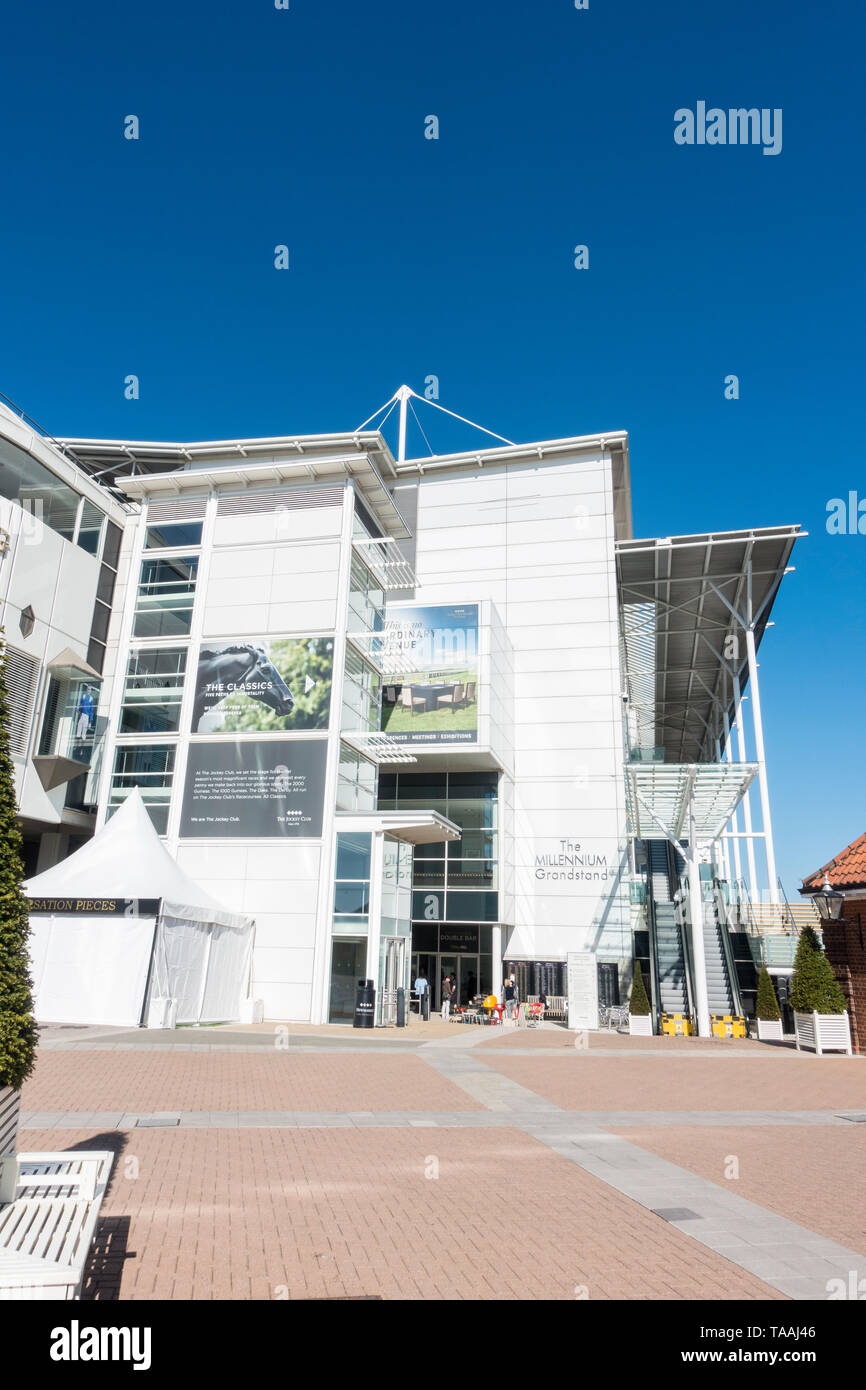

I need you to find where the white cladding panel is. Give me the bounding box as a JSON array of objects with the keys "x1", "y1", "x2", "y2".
[{"x1": 410, "y1": 452, "x2": 627, "y2": 963}]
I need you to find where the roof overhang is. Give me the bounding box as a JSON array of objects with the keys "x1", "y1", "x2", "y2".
[
  {"x1": 98, "y1": 448, "x2": 410, "y2": 540},
  {"x1": 55, "y1": 430, "x2": 410, "y2": 540},
  {"x1": 625, "y1": 760, "x2": 758, "y2": 842},
  {"x1": 617, "y1": 526, "x2": 802, "y2": 763}
]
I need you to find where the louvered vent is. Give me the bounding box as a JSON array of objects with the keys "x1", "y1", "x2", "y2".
[
  {"x1": 3, "y1": 646, "x2": 39, "y2": 757},
  {"x1": 146, "y1": 496, "x2": 209, "y2": 523},
  {"x1": 217, "y1": 485, "x2": 342, "y2": 517}
]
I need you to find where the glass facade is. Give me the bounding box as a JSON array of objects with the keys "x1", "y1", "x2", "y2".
[{"x1": 380, "y1": 770, "x2": 499, "y2": 1007}]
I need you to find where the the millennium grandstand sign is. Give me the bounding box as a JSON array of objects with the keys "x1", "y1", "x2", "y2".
[
  {"x1": 534, "y1": 840, "x2": 612, "y2": 882},
  {"x1": 27, "y1": 898, "x2": 161, "y2": 915}
]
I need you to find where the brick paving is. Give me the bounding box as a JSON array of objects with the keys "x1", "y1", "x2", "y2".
[
  {"x1": 480, "y1": 1054, "x2": 866, "y2": 1110},
  {"x1": 21, "y1": 1050, "x2": 481, "y2": 1115},
  {"x1": 21, "y1": 1125, "x2": 782, "y2": 1301},
  {"x1": 479, "y1": 1029, "x2": 768, "y2": 1052},
  {"x1": 615, "y1": 1125, "x2": 866, "y2": 1257}
]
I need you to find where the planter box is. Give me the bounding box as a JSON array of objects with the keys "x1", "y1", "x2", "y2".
[
  {"x1": 629, "y1": 1014, "x2": 653, "y2": 1036},
  {"x1": 0, "y1": 1085, "x2": 21, "y2": 1205},
  {"x1": 756, "y1": 1017, "x2": 783, "y2": 1042},
  {"x1": 794, "y1": 1010, "x2": 852, "y2": 1056}
]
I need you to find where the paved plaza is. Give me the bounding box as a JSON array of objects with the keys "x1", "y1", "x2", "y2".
[{"x1": 19, "y1": 1020, "x2": 866, "y2": 1301}]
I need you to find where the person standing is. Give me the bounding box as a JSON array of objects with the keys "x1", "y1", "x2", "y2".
[
  {"x1": 414, "y1": 971, "x2": 429, "y2": 1019},
  {"x1": 504, "y1": 976, "x2": 516, "y2": 1020}
]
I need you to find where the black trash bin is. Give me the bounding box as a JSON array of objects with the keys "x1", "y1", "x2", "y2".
[
  {"x1": 353, "y1": 978, "x2": 376, "y2": 1029},
  {"x1": 396, "y1": 987, "x2": 406, "y2": 1027},
  {"x1": 422, "y1": 991, "x2": 430, "y2": 1021}
]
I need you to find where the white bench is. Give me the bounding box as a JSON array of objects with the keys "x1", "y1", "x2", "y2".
[{"x1": 0, "y1": 1150, "x2": 113, "y2": 1300}]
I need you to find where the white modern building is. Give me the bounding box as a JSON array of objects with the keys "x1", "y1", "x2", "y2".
[{"x1": 0, "y1": 388, "x2": 807, "y2": 1033}]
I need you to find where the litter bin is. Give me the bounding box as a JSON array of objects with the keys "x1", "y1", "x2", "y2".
[
  {"x1": 396, "y1": 987, "x2": 406, "y2": 1027},
  {"x1": 353, "y1": 978, "x2": 376, "y2": 1029},
  {"x1": 422, "y1": 991, "x2": 430, "y2": 1021}
]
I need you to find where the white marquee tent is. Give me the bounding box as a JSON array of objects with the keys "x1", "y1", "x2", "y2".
[{"x1": 24, "y1": 789, "x2": 255, "y2": 1028}]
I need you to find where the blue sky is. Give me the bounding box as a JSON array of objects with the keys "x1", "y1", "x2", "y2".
[{"x1": 1, "y1": 0, "x2": 863, "y2": 892}]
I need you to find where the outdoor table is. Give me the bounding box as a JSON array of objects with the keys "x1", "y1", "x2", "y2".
[{"x1": 403, "y1": 682, "x2": 455, "y2": 712}]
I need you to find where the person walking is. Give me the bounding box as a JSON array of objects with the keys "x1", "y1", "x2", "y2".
[{"x1": 441, "y1": 974, "x2": 451, "y2": 1020}]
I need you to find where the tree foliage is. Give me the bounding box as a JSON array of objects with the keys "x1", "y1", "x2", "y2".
[
  {"x1": 755, "y1": 966, "x2": 781, "y2": 1021},
  {"x1": 0, "y1": 635, "x2": 38, "y2": 1091},
  {"x1": 790, "y1": 925, "x2": 848, "y2": 1015},
  {"x1": 629, "y1": 959, "x2": 651, "y2": 1016}
]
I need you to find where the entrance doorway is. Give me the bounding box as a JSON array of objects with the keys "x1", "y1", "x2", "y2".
[
  {"x1": 329, "y1": 939, "x2": 366, "y2": 1024},
  {"x1": 379, "y1": 937, "x2": 407, "y2": 1025},
  {"x1": 415, "y1": 954, "x2": 481, "y2": 1010}
]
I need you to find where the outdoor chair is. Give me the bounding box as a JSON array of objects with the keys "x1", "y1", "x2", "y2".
[
  {"x1": 435, "y1": 682, "x2": 464, "y2": 712},
  {"x1": 463, "y1": 681, "x2": 477, "y2": 705},
  {"x1": 400, "y1": 686, "x2": 425, "y2": 716}
]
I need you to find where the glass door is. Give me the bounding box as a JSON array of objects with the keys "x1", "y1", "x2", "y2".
[
  {"x1": 438, "y1": 956, "x2": 457, "y2": 1010},
  {"x1": 458, "y1": 956, "x2": 479, "y2": 1004},
  {"x1": 329, "y1": 939, "x2": 367, "y2": 1024}
]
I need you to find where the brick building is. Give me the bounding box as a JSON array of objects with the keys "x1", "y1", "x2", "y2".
[{"x1": 801, "y1": 833, "x2": 866, "y2": 1054}]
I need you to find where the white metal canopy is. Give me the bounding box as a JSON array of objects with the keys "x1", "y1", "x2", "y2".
[
  {"x1": 617, "y1": 526, "x2": 801, "y2": 763},
  {"x1": 625, "y1": 761, "x2": 758, "y2": 844}
]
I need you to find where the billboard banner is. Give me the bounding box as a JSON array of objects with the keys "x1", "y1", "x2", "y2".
[
  {"x1": 380, "y1": 603, "x2": 478, "y2": 745},
  {"x1": 192, "y1": 637, "x2": 333, "y2": 735},
  {"x1": 180, "y1": 739, "x2": 327, "y2": 838}
]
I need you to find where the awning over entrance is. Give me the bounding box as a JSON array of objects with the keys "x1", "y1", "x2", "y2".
[
  {"x1": 625, "y1": 760, "x2": 758, "y2": 843},
  {"x1": 335, "y1": 810, "x2": 461, "y2": 845}
]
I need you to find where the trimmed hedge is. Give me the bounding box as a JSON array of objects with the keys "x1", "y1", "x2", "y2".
[
  {"x1": 790, "y1": 925, "x2": 847, "y2": 1015},
  {"x1": 0, "y1": 636, "x2": 38, "y2": 1090},
  {"x1": 629, "y1": 960, "x2": 651, "y2": 1016},
  {"x1": 755, "y1": 965, "x2": 781, "y2": 1022}
]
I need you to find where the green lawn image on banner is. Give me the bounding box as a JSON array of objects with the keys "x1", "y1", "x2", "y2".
[
  {"x1": 193, "y1": 637, "x2": 333, "y2": 734},
  {"x1": 379, "y1": 603, "x2": 478, "y2": 744}
]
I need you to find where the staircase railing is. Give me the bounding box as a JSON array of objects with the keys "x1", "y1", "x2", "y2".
[{"x1": 713, "y1": 878, "x2": 746, "y2": 1018}]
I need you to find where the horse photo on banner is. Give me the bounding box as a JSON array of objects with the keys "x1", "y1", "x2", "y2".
[{"x1": 193, "y1": 635, "x2": 333, "y2": 734}]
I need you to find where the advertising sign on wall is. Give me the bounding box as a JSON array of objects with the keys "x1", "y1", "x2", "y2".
[
  {"x1": 193, "y1": 637, "x2": 333, "y2": 734},
  {"x1": 380, "y1": 603, "x2": 478, "y2": 745},
  {"x1": 180, "y1": 739, "x2": 327, "y2": 838}
]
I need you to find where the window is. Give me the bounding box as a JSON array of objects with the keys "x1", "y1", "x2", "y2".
[
  {"x1": 133, "y1": 554, "x2": 199, "y2": 638},
  {"x1": 88, "y1": 521, "x2": 122, "y2": 673},
  {"x1": 348, "y1": 552, "x2": 385, "y2": 635},
  {"x1": 336, "y1": 741, "x2": 377, "y2": 812},
  {"x1": 145, "y1": 520, "x2": 204, "y2": 550},
  {"x1": 76, "y1": 500, "x2": 105, "y2": 554},
  {"x1": 3, "y1": 647, "x2": 39, "y2": 757},
  {"x1": 0, "y1": 434, "x2": 79, "y2": 541},
  {"x1": 108, "y1": 744, "x2": 176, "y2": 835},
  {"x1": 120, "y1": 647, "x2": 187, "y2": 733},
  {"x1": 38, "y1": 676, "x2": 101, "y2": 761},
  {"x1": 333, "y1": 832, "x2": 372, "y2": 935},
  {"x1": 342, "y1": 643, "x2": 381, "y2": 733}
]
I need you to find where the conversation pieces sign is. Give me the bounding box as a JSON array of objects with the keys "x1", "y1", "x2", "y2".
[
  {"x1": 180, "y1": 739, "x2": 327, "y2": 838},
  {"x1": 380, "y1": 602, "x2": 478, "y2": 744},
  {"x1": 193, "y1": 636, "x2": 333, "y2": 734}
]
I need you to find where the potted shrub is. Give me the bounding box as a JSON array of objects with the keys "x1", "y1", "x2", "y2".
[
  {"x1": 0, "y1": 637, "x2": 39, "y2": 1203},
  {"x1": 754, "y1": 966, "x2": 783, "y2": 1041},
  {"x1": 790, "y1": 925, "x2": 852, "y2": 1055},
  {"x1": 628, "y1": 960, "x2": 653, "y2": 1035}
]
